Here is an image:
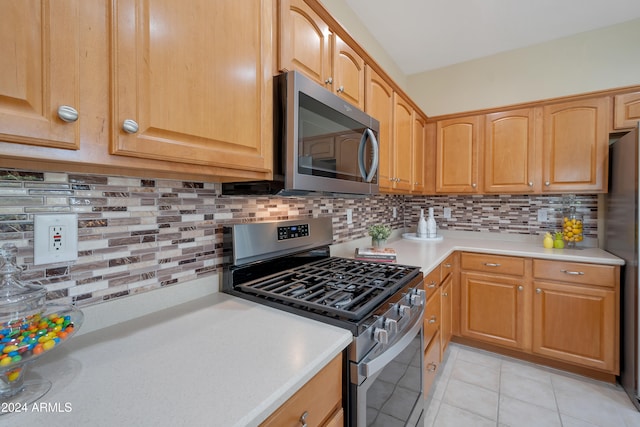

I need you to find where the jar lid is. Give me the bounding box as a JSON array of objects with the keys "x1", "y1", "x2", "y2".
[{"x1": 0, "y1": 243, "x2": 46, "y2": 322}]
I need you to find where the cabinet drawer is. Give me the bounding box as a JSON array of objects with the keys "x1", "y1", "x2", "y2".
[
  {"x1": 533, "y1": 259, "x2": 616, "y2": 288},
  {"x1": 440, "y1": 253, "x2": 456, "y2": 282},
  {"x1": 461, "y1": 252, "x2": 525, "y2": 276},
  {"x1": 423, "y1": 330, "x2": 441, "y2": 396},
  {"x1": 424, "y1": 291, "x2": 441, "y2": 347},
  {"x1": 424, "y1": 265, "x2": 441, "y2": 299},
  {"x1": 260, "y1": 354, "x2": 342, "y2": 427}
]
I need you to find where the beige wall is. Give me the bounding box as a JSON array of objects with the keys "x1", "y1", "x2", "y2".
[{"x1": 408, "y1": 18, "x2": 640, "y2": 117}]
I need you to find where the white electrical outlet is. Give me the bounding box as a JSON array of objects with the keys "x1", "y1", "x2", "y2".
[
  {"x1": 34, "y1": 214, "x2": 78, "y2": 265},
  {"x1": 537, "y1": 209, "x2": 548, "y2": 222},
  {"x1": 392, "y1": 207, "x2": 397, "y2": 218},
  {"x1": 443, "y1": 207, "x2": 452, "y2": 219},
  {"x1": 346, "y1": 208, "x2": 353, "y2": 224}
]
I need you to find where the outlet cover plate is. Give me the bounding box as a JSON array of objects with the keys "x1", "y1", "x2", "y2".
[{"x1": 34, "y1": 213, "x2": 78, "y2": 265}]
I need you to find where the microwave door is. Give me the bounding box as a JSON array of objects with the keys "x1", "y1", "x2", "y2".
[{"x1": 358, "y1": 128, "x2": 379, "y2": 183}]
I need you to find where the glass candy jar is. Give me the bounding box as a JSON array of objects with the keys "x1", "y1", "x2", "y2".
[
  {"x1": 562, "y1": 206, "x2": 584, "y2": 248},
  {"x1": 0, "y1": 243, "x2": 83, "y2": 408}
]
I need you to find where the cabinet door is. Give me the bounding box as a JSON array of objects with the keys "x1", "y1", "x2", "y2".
[
  {"x1": 533, "y1": 281, "x2": 617, "y2": 373},
  {"x1": 0, "y1": 0, "x2": 80, "y2": 150},
  {"x1": 365, "y1": 66, "x2": 394, "y2": 191},
  {"x1": 484, "y1": 108, "x2": 540, "y2": 193},
  {"x1": 412, "y1": 112, "x2": 427, "y2": 194},
  {"x1": 436, "y1": 116, "x2": 481, "y2": 193},
  {"x1": 392, "y1": 94, "x2": 413, "y2": 192},
  {"x1": 278, "y1": 0, "x2": 332, "y2": 87},
  {"x1": 461, "y1": 272, "x2": 528, "y2": 350},
  {"x1": 440, "y1": 274, "x2": 453, "y2": 357},
  {"x1": 542, "y1": 97, "x2": 610, "y2": 192},
  {"x1": 333, "y1": 34, "x2": 365, "y2": 109},
  {"x1": 614, "y1": 91, "x2": 640, "y2": 130},
  {"x1": 112, "y1": 0, "x2": 272, "y2": 174}
]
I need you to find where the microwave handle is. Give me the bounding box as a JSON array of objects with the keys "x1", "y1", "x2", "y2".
[{"x1": 358, "y1": 128, "x2": 379, "y2": 183}]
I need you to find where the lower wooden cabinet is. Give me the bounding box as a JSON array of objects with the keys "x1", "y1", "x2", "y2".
[
  {"x1": 457, "y1": 252, "x2": 620, "y2": 376},
  {"x1": 423, "y1": 330, "x2": 441, "y2": 397},
  {"x1": 260, "y1": 353, "x2": 343, "y2": 427},
  {"x1": 440, "y1": 274, "x2": 453, "y2": 357}
]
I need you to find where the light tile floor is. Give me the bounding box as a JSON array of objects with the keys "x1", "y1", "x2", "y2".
[{"x1": 425, "y1": 343, "x2": 640, "y2": 427}]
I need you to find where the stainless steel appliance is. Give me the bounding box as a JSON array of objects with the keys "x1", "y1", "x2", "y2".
[
  {"x1": 605, "y1": 124, "x2": 640, "y2": 410},
  {"x1": 222, "y1": 71, "x2": 380, "y2": 196},
  {"x1": 223, "y1": 217, "x2": 424, "y2": 426}
]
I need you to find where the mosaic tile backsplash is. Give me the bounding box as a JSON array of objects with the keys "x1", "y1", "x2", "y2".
[{"x1": 0, "y1": 168, "x2": 597, "y2": 308}]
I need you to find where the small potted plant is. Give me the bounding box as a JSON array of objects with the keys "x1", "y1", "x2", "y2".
[{"x1": 368, "y1": 224, "x2": 392, "y2": 247}]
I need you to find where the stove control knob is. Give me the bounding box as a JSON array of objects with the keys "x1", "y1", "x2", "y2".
[
  {"x1": 399, "y1": 304, "x2": 411, "y2": 317},
  {"x1": 411, "y1": 293, "x2": 423, "y2": 306},
  {"x1": 373, "y1": 327, "x2": 389, "y2": 345},
  {"x1": 384, "y1": 318, "x2": 398, "y2": 333}
]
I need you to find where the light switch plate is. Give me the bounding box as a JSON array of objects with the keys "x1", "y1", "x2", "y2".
[{"x1": 34, "y1": 214, "x2": 78, "y2": 265}]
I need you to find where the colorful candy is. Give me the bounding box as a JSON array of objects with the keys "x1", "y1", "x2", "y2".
[{"x1": 0, "y1": 312, "x2": 77, "y2": 381}]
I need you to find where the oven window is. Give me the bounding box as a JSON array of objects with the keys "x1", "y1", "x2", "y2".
[
  {"x1": 366, "y1": 332, "x2": 423, "y2": 426},
  {"x1": 298, "y1": 93, "x2": 377, "y2": 183}
]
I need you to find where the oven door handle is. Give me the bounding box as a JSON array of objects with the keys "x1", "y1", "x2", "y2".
[{"x1": 360, "y1": 308, "x2": 424, "y2": 380}]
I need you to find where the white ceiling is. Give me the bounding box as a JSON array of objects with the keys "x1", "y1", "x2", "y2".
[{"x1": 343, "y1": 0, "x2": 640, "y2": 75}]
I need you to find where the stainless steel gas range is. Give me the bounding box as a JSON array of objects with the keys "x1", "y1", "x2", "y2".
[{"x1": 223, "y1": 217, "x2": 425, "y2": 427}]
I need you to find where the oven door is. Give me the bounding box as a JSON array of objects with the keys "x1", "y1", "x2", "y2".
[{"x1": 349, "y1": 308, "x2": 424, "y2": 427}]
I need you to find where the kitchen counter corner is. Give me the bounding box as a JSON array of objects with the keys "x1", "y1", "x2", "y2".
[{"x1": 6, "y1": 293, "x2": 352, "y2": 427}]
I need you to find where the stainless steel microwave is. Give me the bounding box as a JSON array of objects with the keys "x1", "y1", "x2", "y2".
[{"x1": 222, "y1": 71, "x2": 380, "y2": 196}]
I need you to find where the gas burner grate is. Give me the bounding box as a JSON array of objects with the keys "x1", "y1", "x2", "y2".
[{"x1": 236, "y1": 257, "x2": 420, "y2": 320}]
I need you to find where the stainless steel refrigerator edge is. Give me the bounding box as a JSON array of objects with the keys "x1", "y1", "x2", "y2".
[{"x1": 605, "y1": 123, "x2": 640, "y2": 410}]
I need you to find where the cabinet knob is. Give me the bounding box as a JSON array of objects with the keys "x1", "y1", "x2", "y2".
[
  {"x1": 57, "y1": 105, "x2": 78, "y2": 123},
  {"x1": 415, "y1": 181, "x2": 419, "y2": 185},
  {"x1": 426, "y1": 362, "x2": 437, "y2": 372},
  {"x1": 336, "y1": 85, "x2": 344, "y2": 93},
  {"x1": 122, "y1": 119, "x2": 139, "y2": 134},
  {"x1": 536, "y1": 288, "x2": 542, "y2": 294},
  {"x1": 428, "y1": 316, "x2": 437, "y2": 324},
  {"x1": 324, "y1": 77, "x2": 333, "y2": 85},
  {"x1": 442, "y1": 292, "x2": 448, "y2": 297},
  {"x1": 299, "y1": 410, "x2": 308, "y2": 427},
  {"x1": 471, "y1": 183, "x2": 477, "y2": 188},
  {"x1": 528, "y1": 181, "x2": 534, "y2": 187},
  {"x1": 545, "y1": 181, "x2": 550, "y2": 186},
  {"x1": 518, "y1": 285, "x2": 524, "y2": 291}
]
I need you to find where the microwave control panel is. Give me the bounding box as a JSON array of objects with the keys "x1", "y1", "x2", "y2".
[{"x1": 277, "y1": 224, "x2": 309, "y2": 240}]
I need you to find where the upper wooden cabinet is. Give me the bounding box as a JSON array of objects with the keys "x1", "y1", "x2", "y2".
[
  {"x1": 0, "y1": 0, "x2": 81, "y2": 150},
  {"x1": 111, "y1": 0, "x2": 273, "y2": 173},
  {"x1": 614, "y1": 91, "x2": 640, "y2": 130},
  {"x1": 541, "y1": 97, "x2": 610, "y2": 193},
  {"x1": 365, "y1": 66, "x2": 394, "y2": 191},
  {"x1": 279, "y1": 0, "x2": 365, "y2": 108},
  {"x1": 484, "y1": 108, "x2": 540, "y2": 193},
  {"x1": 392, "y1": 94, "x2": 414, "y2": 192},
  {"x1": 435, "y1": 116, "x2": 482, "y2": 193},
  {"x1": 412, "y1": 113, "x2": 427, "y2": 193}
]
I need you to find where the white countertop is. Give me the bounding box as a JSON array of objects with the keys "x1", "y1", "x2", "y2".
[
  {"x1": 332, "y1": 229, "x2": 624, "y2": 274},
  {"x1": 6, "y1": 293, "x2": 352, "y2": 426}
]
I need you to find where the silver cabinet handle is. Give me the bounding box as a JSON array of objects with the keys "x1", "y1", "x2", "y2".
[
  {"x1": 518, "y1": 285, "x2": 524, "y2": 291},
  {"x1": 426, "y1": 362, "x2": 437, "y2": 372},
  {"x1": 122, "y1": 119, "x2": 139, "y2": 134},
  {"x1": 561, "y1": 269, "x2": 585, "y2": 275},
  {"x1": 336, "y1": 85, "x2": 344, "y2": 93},
  {"x1": 528, "y1": 181, "x2": 534, "y2": 187},
  {"x1": 545, "y1": 181, "x2": 550, "y2": 186},
  {"x1": 443, "y1": 263, "x2": 452, "y2": 268},
  {"x1": 442, "y1": 292, "x2": 449, "y2": 297},
  {"x1": 299, "y1": 410, "x2": 308, "y2": 427},
  {"x1": 536, "y1": 288, "x2": 542, "y2": 294},
  {"x1": 472, "y1": 183, "x2": 477, "y2": 188},
  {"x1": 57, "y1": 105, "x2": 78, "y2": 123},
  {"x1": 428, "y1": 316, "x2": 437, "y2": 324},
  {"x1": 426, "y1": 281, "x2": 437, "y2": 289},
  {"x1": 324, "y1": 77, "x2": 333, "y2": 84},
  {"x1": 483, "y1": 262, "x2": 501, "y2": 267}
]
